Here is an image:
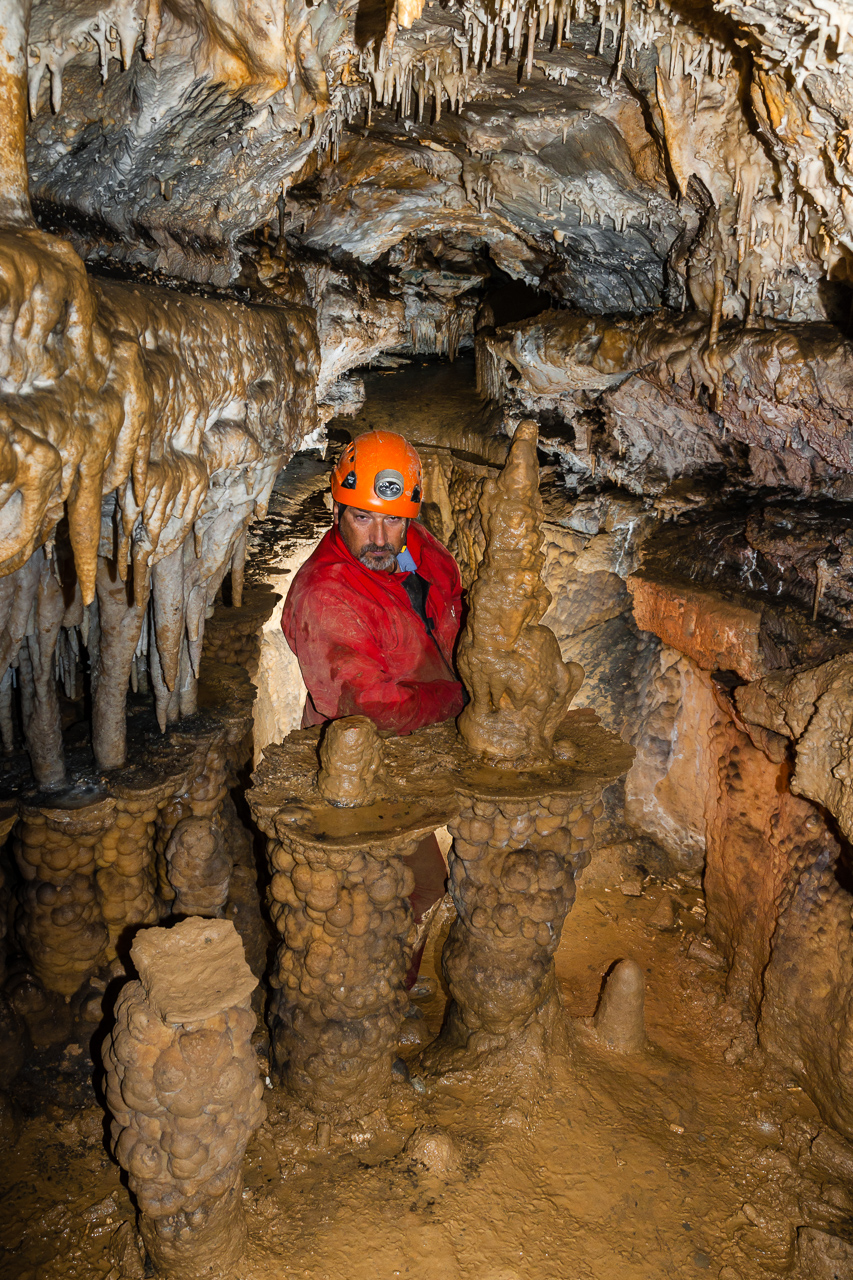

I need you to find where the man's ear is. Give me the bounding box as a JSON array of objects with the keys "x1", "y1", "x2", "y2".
[{"x1": 332, "y1": 501, "x2": 340, "y2": 525}]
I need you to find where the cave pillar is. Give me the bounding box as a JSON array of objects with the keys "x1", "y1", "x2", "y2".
[
  {"x1": 266, "y1": 826, "x2": 417, "y2": 1117},
  {"x1": 154, "y1": 727, "x2": 229, "y2": 911},
  {"x1": 419, "y1": 418, "x2": 630, "y2": 1075},
  {"x1": 103, "y1": 918, "x2": 263, "y2": 1280},
  {"x1": 12, "y1": 793, "x2": 112, "y2": 997},
  {"x1": 249, "y1": 716, "x2": 445, "y2": 1119},
  {"x1": 421, "y1": 781, "x2": 603, "y2": 1075},
  {"x1": 96, "y1": 771, "x2": 184, "y2": 960}
]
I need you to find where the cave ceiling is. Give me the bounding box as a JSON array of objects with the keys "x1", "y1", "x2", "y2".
[{"x1": 24, "y1": 0, "x2": 853, "y2": 325}]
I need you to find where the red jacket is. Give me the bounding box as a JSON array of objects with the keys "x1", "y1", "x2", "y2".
[{"x1": 282, "y1": 521, "x2": 464, "y2": 735}]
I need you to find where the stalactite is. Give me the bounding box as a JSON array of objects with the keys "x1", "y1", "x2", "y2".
[{"x1": 22, "y1": 554, "x2": 66, "y2": 791}]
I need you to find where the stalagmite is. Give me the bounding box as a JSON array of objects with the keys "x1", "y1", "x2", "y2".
[
  {"x1": 13, "y1": 793, "x2": 112, "y2": 997},
  {"x1": 456, "y1": 420, "x2": 584, "y2": 768},
  {"x1": 103, "y1": 918, "x2": 263, "y2": 1280},
  {"x1": 164, "y1": 817, "x2": 232, "y2": 918},
  {"x1": 425, "y1": 785, "x2": 604, "y2": 1072},
  {"x1": 589, "y1": 958, "x2": 647, "y2": 1052},
  {"x1": 250, "y1": 724, "x2": 443, "y2": 1118},
  {"x1": 413, "y1": 427, "x2": 633, "y2": 1077},
  {"x1": 317, "y1": 715, "x2": 387, "y2": 807}
]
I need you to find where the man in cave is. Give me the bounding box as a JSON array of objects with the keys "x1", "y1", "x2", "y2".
[{"x1": 281, "y1": 429, "x2": 465, "y2": 991}]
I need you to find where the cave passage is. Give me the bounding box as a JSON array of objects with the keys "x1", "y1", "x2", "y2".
[{"x1": 3, "y1": 0, "x2": 853, "y2": 1275}]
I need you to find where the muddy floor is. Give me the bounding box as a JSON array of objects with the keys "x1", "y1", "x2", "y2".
[{"x1": 1, "y1": 865, "x2": 822, "y2": 1280}]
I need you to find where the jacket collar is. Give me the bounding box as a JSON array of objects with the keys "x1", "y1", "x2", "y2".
[{"x1": 328, "y1": 520, "x2": 425, "y2": 575}]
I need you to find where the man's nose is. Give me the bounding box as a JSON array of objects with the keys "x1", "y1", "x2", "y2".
[{"x1": 370, "y1": 516, "x2": 390, "y2": 542}]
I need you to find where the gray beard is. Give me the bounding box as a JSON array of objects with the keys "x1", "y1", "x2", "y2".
[{"x1": 357, "y1": 543, "x2": 398, "y2": 573}]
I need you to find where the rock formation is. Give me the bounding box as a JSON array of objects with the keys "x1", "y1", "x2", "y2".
[
  {"x1": 103, "y1": 918, "x2": 264, "y2": 1280},
  {"x1": 249, "y1": 725, "x2": 452, "y2": 1118},
  {"x1": 3, "y1": 0, "x2": 853, "y2": 1269},
  {"x1": 457, "y1": 418, "x2": 584, "y2": 767}
]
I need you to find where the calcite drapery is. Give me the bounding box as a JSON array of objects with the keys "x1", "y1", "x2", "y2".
[
  {"x1": 103, "y1": 918, "x2": 263, "y2": 1280},
  {"x1": 0, "y1": 0, "x2": 319, "y2": 788}
]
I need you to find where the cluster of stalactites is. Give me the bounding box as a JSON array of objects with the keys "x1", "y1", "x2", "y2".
[
  {"x1": 27, "y1": 0, "x2": 161, "y2": 115},
  {"x1": 715, "y1": 0, "x2": 853, "y2": 81},
  {"x1": 0, "y1": 231, "x2": 318, "y2": 790},
  {"x1": 359, "y1": 35, "x2": 473, "y2": 124},
  {"x1": 409, "y1": 307, "x2": 462, "y2": 361},
  {"x1": 369, "y1": 0, "x2": 738, "y2": 122}
]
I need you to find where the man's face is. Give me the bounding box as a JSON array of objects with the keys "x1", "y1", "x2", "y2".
[{"x1": 335, "y1": 503, "x2": 408, "y2": 573}]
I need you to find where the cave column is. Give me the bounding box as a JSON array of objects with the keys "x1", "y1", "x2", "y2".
[
  {"x1": 103, "y1": 918, "x2": 264, "y2": 1280},
  {"x1": 421, "y1": 783, "x2": 602, "y2": 1073},
  {"x1": 12, "y1": 793, "x2": 112, "y2": 997},
  {"x1": 249, "y1": 715, "x2": 437, "y2": 1119},
  {"x1": 154, "y1": 727, "x2": 229, "y2": 911},
  {"x1": 96, "y1": 772, "x2": 184, "y2": 959},
  {"x1": 266, "y1": 826, "x2": 417, "y2": 1117}
]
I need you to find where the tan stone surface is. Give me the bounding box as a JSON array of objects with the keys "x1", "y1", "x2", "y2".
[
  {"x1": 623, "y1": 651, "x2": 719, "y2": 867},
  {"x1": 131, "y1": 918, "x2": 257, "y2": 1025},
  {"x1": 735, "y1": 655, "x2": 853, "y2": 843},
  {"x1": 457, "y1": 420, "x2": 583, "y2": 767}
]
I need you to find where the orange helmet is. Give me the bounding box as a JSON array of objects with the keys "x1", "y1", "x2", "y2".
[{"x1": 331, "y1": 431, "x2": 423, "y2": 517}]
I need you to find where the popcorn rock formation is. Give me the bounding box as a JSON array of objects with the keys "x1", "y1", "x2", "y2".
[
  {"x1": 250, "y1": 727, "x2": 452, "y2": 1117},
  {"x1": 428, "y1": 775, "x2": 604, "y2": 1071},
  {"x1": 103, "y1": 918, "x2": 263, "y2": 1280},
  {"x1": 317, "y1": 715, "x2": 388, "y2": 808},
  {"x1": 423, "y1": 424, "x2": 632, "y2": 1075}
]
